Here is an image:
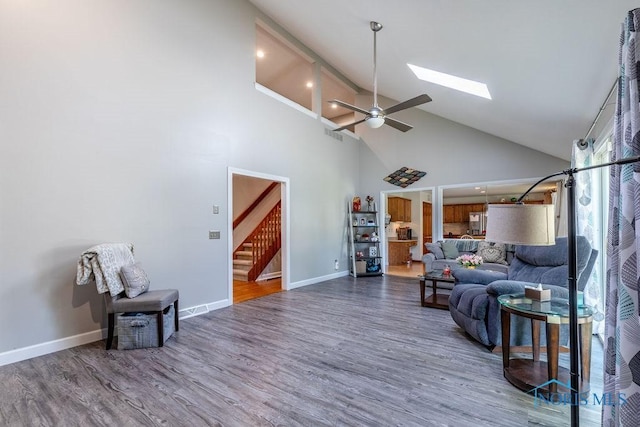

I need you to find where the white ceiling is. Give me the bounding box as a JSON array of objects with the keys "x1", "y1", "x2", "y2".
[{"x1": 249, "y1": 0, "x2": 634, "y2": 161}]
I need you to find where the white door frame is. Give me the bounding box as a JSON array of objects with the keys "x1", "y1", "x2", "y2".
[
  {"x1": 378, "y1": 186, "x2": 435, "y2": 274},
  {"x1": 228, "y1": 167, "x2": 290, "y2": 302}
]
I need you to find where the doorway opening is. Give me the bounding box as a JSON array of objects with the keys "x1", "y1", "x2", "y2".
[
  {"x1": 379, "y1": 187, "x2": 434, "y2": 278},
  {"x1": 228, "y1": 168, "x2": 290, "y2": 304}
]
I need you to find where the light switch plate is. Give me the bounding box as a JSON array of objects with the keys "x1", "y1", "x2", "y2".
[
  {"x1": 213, "y1": 205, "x2": 219, "y2": 214},
  {"x1": 209, "y1": 230, "x2": 221, "y2": 239}
]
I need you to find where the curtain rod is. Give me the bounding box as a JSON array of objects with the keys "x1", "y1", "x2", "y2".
[{"x1": 583, "y1": 79, "x2": 618, "y2": 141}]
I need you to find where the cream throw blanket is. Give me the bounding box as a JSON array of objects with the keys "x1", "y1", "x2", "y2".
[{"x1": 76, "y1": 243, "x2": 135, "y2": 296}]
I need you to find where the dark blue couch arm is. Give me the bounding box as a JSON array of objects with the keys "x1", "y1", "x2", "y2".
[
  {"x1": 486, "y1": 280, "x2": 529, "y2": 296},
  {"x1": 452, "y1": 268, "x2": 506, "y2": 285}
]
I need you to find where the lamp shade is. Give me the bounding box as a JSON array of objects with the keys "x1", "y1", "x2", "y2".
[{"x1": 485, "y1": 204, "x2": 555, "y2": 246}]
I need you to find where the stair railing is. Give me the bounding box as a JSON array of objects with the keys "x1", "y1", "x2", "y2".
[{"x1": 244, "y1": 202, "x2": 281, "y2": 281}]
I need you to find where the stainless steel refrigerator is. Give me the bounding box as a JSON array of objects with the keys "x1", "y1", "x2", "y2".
[{"x1": 469, "y1": 212, "x2": 486, "y2": 235}]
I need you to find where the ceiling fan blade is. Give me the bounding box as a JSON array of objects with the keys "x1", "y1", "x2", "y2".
[
  {"x1": 334, "y1": 118, "x2": 367, "y2": 132},
  {"x1": 384, "y1": 117, "x2": 413, "y2": 132},
  {"x1": 383, "y1": 94, "x2": 432, "y2": 115},
  {"x1": 328, "y1": 99, "x2": 370, "y2": 116}
]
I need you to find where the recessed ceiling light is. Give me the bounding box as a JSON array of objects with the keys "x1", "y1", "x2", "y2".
[
  {"x1": 256, "y1": 49, "x2": 265, "y2": 58},
  {"x1": 407, "y1": 63, "x2": 492, "y2": 100},
  {"x1": 306, "y1": 81, "x2": 313, "y2": 88},
  {"x1": 331, "y1": 103, "x2": 338, "y2": 109}
]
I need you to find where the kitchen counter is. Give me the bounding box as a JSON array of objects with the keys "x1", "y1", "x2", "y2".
[{"x1": 388, "y1": 240, "x2": 418, "y2": 265}]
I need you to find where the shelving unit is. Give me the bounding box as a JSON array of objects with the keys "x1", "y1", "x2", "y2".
[{"x1": 347, "y1": 200, "x2": 383, "y2": 277}]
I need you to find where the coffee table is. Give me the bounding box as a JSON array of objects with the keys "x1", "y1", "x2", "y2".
[
  {"x1": 498, "y1": 293, "x2": 593, "y2": 395},
  {"x1": 419, "y1": 270, "x2": 455, "y2": 309}
]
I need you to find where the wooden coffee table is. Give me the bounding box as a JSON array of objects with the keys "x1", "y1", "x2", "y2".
[{"x1": 419, "y1": 270, "x2": 455, "y2": 309}]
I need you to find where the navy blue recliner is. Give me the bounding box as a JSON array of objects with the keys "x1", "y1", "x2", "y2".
[{"x1": 448, "y1": 236, "x2": 598, "y2": 350}]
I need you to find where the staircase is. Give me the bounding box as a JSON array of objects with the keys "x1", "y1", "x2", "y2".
[
  {"x1": 233, "y1": 202, "x2": 281, "y2": 282},
  {"x1": 232, "y1": 242, "x2": 255, "y2": 281}
]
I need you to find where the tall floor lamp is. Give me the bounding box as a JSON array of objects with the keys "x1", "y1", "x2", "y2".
[{"x1": 485, "y1": 155, "x2": 640, "y2": 427}]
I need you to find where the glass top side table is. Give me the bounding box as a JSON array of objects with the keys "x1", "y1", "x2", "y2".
[{"x1": 497, "y1": 293, "x2": 593, "y2": 395}]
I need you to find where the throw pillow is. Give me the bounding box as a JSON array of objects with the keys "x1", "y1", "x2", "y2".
[
  {"x1": 477, "y1": 241, "x2": 508, "y2": 265},
  {"x1": 425, "y1": 242, "x2": 445, "y2": 259},
  {"x1": 120, "y1": 262, "x2": 150, "y2": 298},
  {"x1": 441, "y1": 241, "x2": 460, "y2": 259}
]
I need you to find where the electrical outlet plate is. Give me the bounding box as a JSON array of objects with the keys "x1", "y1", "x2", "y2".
[{"x1": 209, "y1": 230, "x2": 221, "y2": 239}]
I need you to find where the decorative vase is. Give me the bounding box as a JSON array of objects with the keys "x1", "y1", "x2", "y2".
[{"x1": 467, "y1": 265, "x2": 476, "y2": 269}]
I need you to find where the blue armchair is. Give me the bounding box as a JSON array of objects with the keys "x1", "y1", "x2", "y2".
[{"x1": 448, "y1": 236, "x2": 598, "y2": 350}]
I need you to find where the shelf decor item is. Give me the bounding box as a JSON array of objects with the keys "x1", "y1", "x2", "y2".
[
  {"x1": 366, "y1": 195, "x2": 374, "y2": 211},
  {"x1": 353, "y1": 196, "x2": 361, "y2": 212}
]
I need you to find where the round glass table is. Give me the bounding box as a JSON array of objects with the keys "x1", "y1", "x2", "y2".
[{"x1": 497, "y1": 293, "x2": 593, "y2": 395}]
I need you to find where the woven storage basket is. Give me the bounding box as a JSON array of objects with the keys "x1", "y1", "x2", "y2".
[{"x1": 117, "y1": 305, "x2": 175, "y2": 350}]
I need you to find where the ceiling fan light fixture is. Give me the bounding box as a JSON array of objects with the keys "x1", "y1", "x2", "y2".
[{"x1": 366, "y1": 116, "x2": 385, "y2": 128}]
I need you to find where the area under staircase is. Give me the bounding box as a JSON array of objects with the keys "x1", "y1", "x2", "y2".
[{"x1": 233, "y1": 202, "x2": 281, "y2": 281}]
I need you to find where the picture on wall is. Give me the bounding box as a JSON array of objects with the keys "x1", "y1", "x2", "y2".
[{"x1": 383, "y1": 167, "x2": 426, "y2": 188}]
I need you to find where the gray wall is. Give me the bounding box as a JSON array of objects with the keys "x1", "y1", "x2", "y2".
[{"x1": 0, "y1": 0, "x2": 570, "y2": 360}]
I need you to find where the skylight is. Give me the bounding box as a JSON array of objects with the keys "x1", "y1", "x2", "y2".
[{"x1": 407, "y1": 64, "x2": 492, "y2": 100}]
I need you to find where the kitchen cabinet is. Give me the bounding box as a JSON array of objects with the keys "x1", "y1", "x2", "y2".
[
  {"x1": 388, "y1": 240, "x2": 418, "y2": 265},
  {"x1": 388, "y1": 197, "x2": 412, "y2": 222},
  {"x1": 443, "y1": 203, "x2": 487, "y2": 223}
]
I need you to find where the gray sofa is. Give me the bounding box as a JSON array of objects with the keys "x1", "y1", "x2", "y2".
[
  {"x1": 422, "y1": 239, "x2": 515, "y2": 274},
  {"x1": 448, "y1": 236, "x2": 598, "y2": 350}
]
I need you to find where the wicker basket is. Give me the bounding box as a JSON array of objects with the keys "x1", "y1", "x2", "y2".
[{"x1": 117, "y1": 305, "x2": 175, "y2": 350}]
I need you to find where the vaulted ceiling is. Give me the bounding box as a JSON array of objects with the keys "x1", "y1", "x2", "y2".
[{"x1": 249, "y1": 0, "x2": 636, "y2": 160}]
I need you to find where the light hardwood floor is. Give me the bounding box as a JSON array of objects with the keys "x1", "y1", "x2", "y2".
[
  {"x1": 0, "y1": 275, "x2": 603, "y2": 426},
  {"x1": 386, "y1": 261, "x2": 425, "y2": 278},
  {"x1": 233, "y1": 278, "x2": 282, "y2": 304}
]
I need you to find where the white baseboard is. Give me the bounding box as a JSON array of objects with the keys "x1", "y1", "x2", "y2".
[
  {"x1": 0, "y1": 329, "x2": 106, "y2": 367},
  {"x1": 0, "y1": 298, "x2": 230, "y2": 367},
  {"x1": 288, "y1": 270, "x2": 348, "y2": 290}
]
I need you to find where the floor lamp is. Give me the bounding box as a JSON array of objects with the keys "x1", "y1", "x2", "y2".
[{"x1": 485, "y1": 155, "x2": 640, "y2": 427}]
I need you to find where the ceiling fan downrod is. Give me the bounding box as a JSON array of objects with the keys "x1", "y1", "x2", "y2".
[{"x1": 371, "y1": 21, "x2": 383, "y2": 109}]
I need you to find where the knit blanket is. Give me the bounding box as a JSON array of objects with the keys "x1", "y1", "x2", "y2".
[{"x1": 76, "y1": 243, "x2": 135, "y2": 296}]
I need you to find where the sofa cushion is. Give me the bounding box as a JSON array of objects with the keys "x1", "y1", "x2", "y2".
[
  {"x1": 441, "y1": 241, "x2": 460, "y2": 259},
  {"x1": 120, "y1": 262, "x2": 150, "y2": 298},
  {"x1": 477, "y1": 241, "x2": 508, "y2": 265},
  {"x1": 425, "y1": 242, "x2": 445, "y2": 259}
]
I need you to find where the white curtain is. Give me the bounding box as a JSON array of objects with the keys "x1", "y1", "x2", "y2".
[
  {"x1": 602, "y1": 8, "x2": 640, "y2": 426},
  {"x1": 571, "y1": 139, "x2": 605, "y2": 335}
]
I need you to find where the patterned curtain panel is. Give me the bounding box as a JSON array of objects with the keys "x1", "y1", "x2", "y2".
[
  {"x1": 571, "y1": 139, "x2": 605, "y2": 335},
  {"x1": 602, "y1": 8, "x2": 640, "y2": 426}
]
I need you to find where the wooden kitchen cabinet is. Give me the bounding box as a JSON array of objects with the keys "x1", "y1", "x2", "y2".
[
  {"x1": 388, "y1": 197, "x2": 412, "y2": 222},
  {"x1": 443, "y1": 203, "x2": 487, "y2": 223},
  {"x1": 388, "y1": 240, "x2": 418, "y2": 265}
]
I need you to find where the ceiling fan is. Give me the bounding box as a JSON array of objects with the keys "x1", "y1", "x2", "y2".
[{"x1": 330, "y1": 21, "x2": 432, "y2": 133}]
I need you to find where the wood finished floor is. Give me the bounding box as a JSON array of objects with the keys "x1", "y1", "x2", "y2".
[
  {"x1": 233, "y1": 278, "x2": 282, "y2": 304},
  {"x1": 0, "y1": 275, "x2": 603, "y2": 426}
]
